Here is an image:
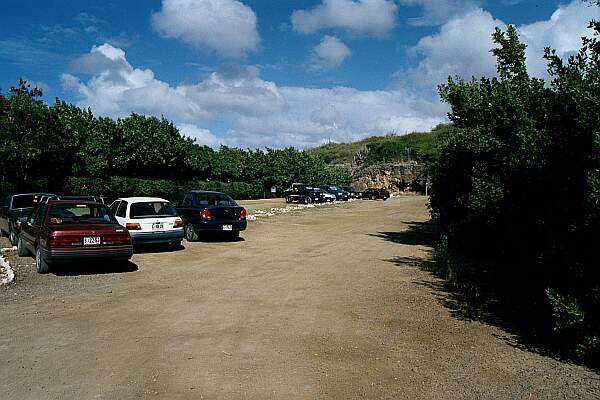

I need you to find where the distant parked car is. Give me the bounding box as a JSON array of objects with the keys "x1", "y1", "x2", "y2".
[
  {"x1": 17, "y1": 200, "x2": 133, "y2": 273},
  {"x1": 172, "y1": 191, "x2": 247, "y2": 241},
  {"x1": 314, "y1": 188, "x2": 335, "y2": 202},
  {"x1": 0, "y1": 193, "x2": 56, "y2": 245},
  {"x1": 319, "y1": 185, "x2": 349, "y2": 201},
  {"x1": 109, "y1": 197, "x2": 183, "y2": 247},
  {"x1": 341, "y1": 186, "x2": 361, "y2": 199},
  {"x1": 362, "y1": 188, "x2": 390, "y2": 200},
  {"x1": 284, "y1": 183, "x2": 327, "y2": 204}
]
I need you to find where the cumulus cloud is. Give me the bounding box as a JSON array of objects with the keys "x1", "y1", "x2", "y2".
[
  {"x1": 292, "y1": 0, "x2": 398, "y2": 36},
  {"x1": 312, "y1": 36, "x2": 352, "y2": 69},
  {"x1": 62, "y1": 44, "x2": 284, "y2": 121},
  {"x1": 62, "y1": 43, "x2": 444, "y2": 149},
  {"x1": 178, "y1": 123, "x2": 222, "y2": 148},
  {"x1": 392, "y1": 1, "x2": 596, "y2": 93},
  {"x1": 151, "y1": 0, "x2": 260, "y2": 58}
]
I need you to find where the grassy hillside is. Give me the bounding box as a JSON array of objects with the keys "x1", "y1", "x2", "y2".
[{"x1": 309, "y1": 124, "x2": 450, "y2": 165}]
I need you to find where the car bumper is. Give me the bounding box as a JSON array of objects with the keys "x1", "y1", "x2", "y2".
[
  {"x1": 43, "y1": 246, "x2": 133, "y2": 263},
  {"x1": 129, "y1": 230, "x2": 184, "y2": 244},
  {"x1": 193, "y1": 220, "x2": 247, "y2": 232}
]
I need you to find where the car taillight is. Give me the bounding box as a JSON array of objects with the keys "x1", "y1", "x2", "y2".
[
  {"x1": 126, "y1": 223, "x2": 141, "y2": 230},
  {"x1": 103, "y1": 234, "x2": 132, "y2": 245},
  {"x1": 173, "y1": 218, "x2": 184, "y2": 228},
  {"x1": 239, "y1": 208, "x2": 247, "y2": 220},
  {"x1": 49, "y1": 236, "x2": 83, "y2": 247},
  {"x1": 200, "y1": 209, "x2": 212, "y2": 220}
]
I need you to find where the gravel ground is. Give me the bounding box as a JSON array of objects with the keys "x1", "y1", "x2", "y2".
[{"x1": 0, "y1": 196, "x2": 598, "y2": 399}]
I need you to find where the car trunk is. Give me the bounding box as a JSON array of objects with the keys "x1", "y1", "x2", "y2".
[{"x1": 207, "y1": 206, "x2": 244, "y2": 222}]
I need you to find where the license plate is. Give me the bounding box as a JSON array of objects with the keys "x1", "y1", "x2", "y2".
[
  {"x1": 222, "y1": 225, "x2": 233, "y2": 231},
  {"x1": 152, "y1": 222, "x2": 164, "y2": 230},
  {"x1": 83, "y1": 236, "x2": 101, "y2": 246}
]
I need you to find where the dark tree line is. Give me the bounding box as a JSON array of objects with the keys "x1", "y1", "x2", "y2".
[
  {"x1": 0, "y1": 80, "x2": 350, "y2": 199},
  {"x1": 430, "y1": 7, "x2": 599, "y2": 363}
]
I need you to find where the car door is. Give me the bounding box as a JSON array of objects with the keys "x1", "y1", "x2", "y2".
[
  {"x1": 176, "y1": 193, "x2": 194, "y2": 223},
  {"x1": 21, "y1": 205, "x2": 46, "y2": 252}
]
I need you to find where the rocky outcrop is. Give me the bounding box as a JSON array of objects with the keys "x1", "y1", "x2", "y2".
[{"x1": 349, "y1": 162, "x2": 429, "y2": 194}]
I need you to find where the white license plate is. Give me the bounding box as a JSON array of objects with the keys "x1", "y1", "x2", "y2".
[
  {"x1": 83, "y1": 236, "x2": 101, "y2": 246},
  {"x1": 222, "y1": 225, "x2": 233, "y2": 231},
  {"x1": 152, "y1": 222, "x2": 164, "y2": 230}
]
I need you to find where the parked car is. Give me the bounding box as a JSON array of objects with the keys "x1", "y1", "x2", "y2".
[
  {"x1": 17, "y1": 200, "x2": 133, "y2": 273},
  {"x1": 319, "y1": 185, "x2": 349, "y2": 201},
  {"x1": 109, "y1": 197, "x2": 183, "y2": 247},
  {"x1": 284, "y1": 183, "x2": 327, "y2": 204},
  {"x1": 0, "y1": 193, "x2": 56, "y2": 245},
  {"x1": 341, "y1": 186, "x2": 362, "y2": 199},
  {"x1": 172, "y1": 191, "x2": 247, "y2": 241},
  {"x1": 362, "y1": 188, "x2": 390, "y2": 200},
  {"x1": 315, "y1": 188, "x2": 335, "y2": 202}
]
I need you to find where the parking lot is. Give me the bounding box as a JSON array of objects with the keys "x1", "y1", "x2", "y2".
[{"x1": 1, "y1": 196, "x2": 598, "y2": 399}]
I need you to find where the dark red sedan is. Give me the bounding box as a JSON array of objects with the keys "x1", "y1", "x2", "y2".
[{"x1": 17, "y1": 200, "x2": 133, "y2": 273}]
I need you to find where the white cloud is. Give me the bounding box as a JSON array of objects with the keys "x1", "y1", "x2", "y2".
[
  {"x1": 392, "y1": 1, "x2": 597, "y2": 92},
  {"x1": 292, "y1": 0, "x2": 398, "y2": 36},
  {"x1": 62, "y1": 43, "x2": 444, "y2": 149},
  {"x1": 312, "y1": 35, "x2": 352, "y2": 69},
  {"x1": 178, "y1": 123, "x2": 222, "y2": 148},
  {"x1": 151, "y1": 0, "x2": 260, "y2": 59}
]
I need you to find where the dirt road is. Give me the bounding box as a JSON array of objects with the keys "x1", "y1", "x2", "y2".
[{"x1": 1, "y1": 197, "x2": 598, "y2": 399}]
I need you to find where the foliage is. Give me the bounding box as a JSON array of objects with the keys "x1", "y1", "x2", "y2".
[
  {"x1": 430, "y1": 15, "x2": 600, "y2": 363},
  {"x1": 308, "y1": 126, "x2": 445, "y2": 165},
  {"x1": 0, "y1": 81, "x2": 351, "y2": 200}
]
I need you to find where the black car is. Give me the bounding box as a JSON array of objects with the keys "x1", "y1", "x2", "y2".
[
  {"x1": 0, "y1": 193, "x2": 57, "y2": 245},
  {"x1": 172, "y1": 191, "x2": 247, "y2": 241},
  {"x1": 319, "y1": 185, "x2": 349, "y2": 201},
  {"x1": 362, "y1": 188, "x2": 390, "y2": 200},
  {"x1": 284, "y1": 184, "x2": 327, "y2": 204},
  {"x1": 341, "y1": 186, "x2": 362, "y2": 199}
]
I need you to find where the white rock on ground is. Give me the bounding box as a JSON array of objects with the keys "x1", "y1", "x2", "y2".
[{"x1": 0, "y1": 255, "x2": 15, "y2": 285}]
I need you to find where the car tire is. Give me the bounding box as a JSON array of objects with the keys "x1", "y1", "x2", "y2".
[
  {"x1": 305, "y1": 196, "x2": 313, "y2": 204},
  {"x1": 17, "y1": 237, "x2": 29, "y2": 257},
  {"x1": 285, "y1": 196, "x2": 291, "y2": 203},
  {"x1": 9, "y1": 225, "x2": 18, "y2": 246},
  {"x1": 370, "y1": 195, "x2": 376, "y2": 200},
  {"x1": 230, "y1": 231, "x2": 240, "y2": 241},
  {"x1": 35, "y1": 247, "x2": 50, "y2": 274},
  {"x1": 184, "y1": 223, "x2": 198, "y2": 242}
]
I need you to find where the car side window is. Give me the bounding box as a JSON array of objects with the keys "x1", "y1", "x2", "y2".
[
  {"x1": 30, "y1": 206, "x2": 46, "y2": 227},
  {"x1": 116, "y1": 201, "x2": 128, "y2": 218},
  {"x1": 109, "y1": 201, "x2": 120, "y2": 215},
  {"x1": 182, "y1": 194, "x2": 192, "y2": 207}
]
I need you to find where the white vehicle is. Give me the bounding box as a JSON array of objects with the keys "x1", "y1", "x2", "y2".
[{"x1": 109, "y1": 197, "x2": 184, "y2": 246}]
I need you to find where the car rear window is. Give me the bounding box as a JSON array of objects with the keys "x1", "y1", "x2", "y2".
[
  {"x1": 12, "y1": 195, "x2": 44, "y2": 209},
  {"x1": 130, "y1": 202, "x2": 177, "y2": 218},
  {"x1": 194, "y1": 193, "x2": 237, "y2": 207},
  {"x1": 48, "y1": 204, "x2": 116, "y2": 225}
]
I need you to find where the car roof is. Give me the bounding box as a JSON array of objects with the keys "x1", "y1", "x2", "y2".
[
  {"x1": 46, "y1": 200, "x2": 105, "y2": 206},
  {"x1": 12, "y1": 192, "x2": 56, "y2": 197},
  {"x1": 116, "y1": 197, "x2": 169, "y2": 202},
  {"x1": 180, "y1": 190, "x2": 226, "y2": 195}
]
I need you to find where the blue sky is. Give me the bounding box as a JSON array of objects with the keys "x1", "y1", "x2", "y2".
[{"x1": 1, "y1": 0, "x2": 597, "y2": 148}]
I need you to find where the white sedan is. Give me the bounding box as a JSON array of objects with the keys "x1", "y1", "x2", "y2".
[{"x1": 109, "y1": 197, "x2": 184, "y2": 246}]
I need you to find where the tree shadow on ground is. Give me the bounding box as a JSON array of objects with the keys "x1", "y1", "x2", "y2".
[
  {"x1": 369, "y1": 221, "x2": 440, "y2": 247},
  {"x1": 374, "y1": 223, "x2": 592, "y2": 367},
  {"x1": 51, "y1": 260, "x2": 138, "y2": 276}
]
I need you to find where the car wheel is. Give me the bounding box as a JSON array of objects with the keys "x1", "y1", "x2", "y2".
[
  {"x1": 305, "y1": 196, "x2": 313, "y2": 204},
  {"x1": 370, "y1": 195, "x2": 376, "y2": 200},
  {"x1": 17, "y1": 237, "x2": 29, "y2": 257},
  {"x1": 285, "y1": 196, "x2": 291, "y2": 203},
  {"x1": 230, "y1": 231, "x2": 240, "y2": 241},
  {"x1": 9, "y1": 225, "x2": 18, "y2": 246},
  {"x1": 35, "y1": 247, "x2": 50, "y2": 274},
  {"x1": 184, "y1": 223, "x2": 198, "y2": 242}
]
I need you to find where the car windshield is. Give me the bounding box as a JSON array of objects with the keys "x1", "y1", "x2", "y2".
[
  {"x1": 130, "y1": 202, "x2": 177, "y2": 218},
  {"x1": 329, "y1": 186, "x2": 341, "y2": 191},
  {"x1": 12, "y1": 195, "x2": 44, "y2": 209},
  {"x1": 48, "y1": 204, "x2": 116, "y2": 225},
  {"x1": 195, "y1": 193, "x2": 237, "y2": 207}
]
